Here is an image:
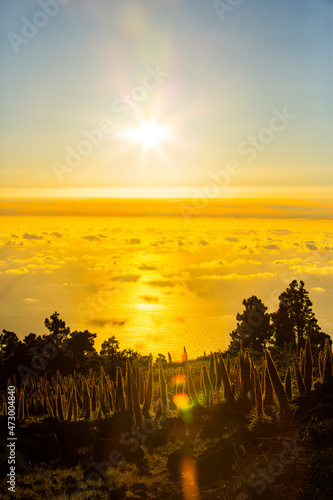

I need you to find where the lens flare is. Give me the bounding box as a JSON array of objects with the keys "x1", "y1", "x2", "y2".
[
  {"x1": 173, "y1": 392, "x2": 189, "y2": 410},
  {"x1": 172, "y1": 348, "x2": 188, "y2": 363},
  {"x1": 173, "y1": 374, "x2": 186, "y2": 387},
  {"x1": 181, "y1": 456, "x2": 200, "y2": 500}
]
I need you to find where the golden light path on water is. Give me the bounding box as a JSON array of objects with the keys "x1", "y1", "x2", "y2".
[{"x1": 0, "y1": 216, "x2": 332, "y2": 359}]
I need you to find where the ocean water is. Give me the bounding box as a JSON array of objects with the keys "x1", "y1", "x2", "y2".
[{"x1": 0, "y1": 216, "x2": 332, "y2": 358}]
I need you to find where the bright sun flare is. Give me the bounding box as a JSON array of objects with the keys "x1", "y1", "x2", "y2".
[{"x1": 130, "y1": 121, "x2": 166, "y2": 148}]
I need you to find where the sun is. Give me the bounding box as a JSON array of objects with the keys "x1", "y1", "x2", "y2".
[{"x1": 130, "y1": 121, "x2": 166, "y2": 149}]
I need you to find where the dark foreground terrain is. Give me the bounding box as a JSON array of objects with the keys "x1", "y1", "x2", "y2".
[{"x1": 1, "y1": 378, "x2": 333, "y2": 500}]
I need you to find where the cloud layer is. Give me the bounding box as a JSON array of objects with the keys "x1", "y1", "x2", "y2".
[{"x1": 0, "y1": 216, "x2": 332, "y2": 357}]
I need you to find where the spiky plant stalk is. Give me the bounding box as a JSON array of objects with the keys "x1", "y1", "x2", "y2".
[
  {"x1": 132, "y1": 359, "x2": 140, "y2": 385},
  {"x1": 202, "y1": 366, "x2": 212, "y2": 406},
  {"x1": 293, "y1": 356, "x2": 306, "y2": 396},
  {"x1": 57, "y1": 386, "x2": 65, "y2": 422},
  {"x1": 18, "y1": 390, "x2": 25, "y2": 422},
  {"x1": 100, "y1": 366, "x2": 108, "y2": 386},
  {"x1": 86, "y1": 380, "x2": 93, "y2": 420},
  {"x1": 263, "y1": 362, "x2": 274, "y2": 407},
  {"x1": 173, "y1": 369, "x2": 177, "y2": 396},
  {"x1": 91, "y1": 378, "x2": 98, "y2": 413},
  {"x1": 323, "y1": 338, "x2": 333, "y2": 383},
  {"x1": 219, "y1": 354, "x2": 234, "y2": 404},
  {"x1": 265, "y1": 350, "x2": 289, "y2": 420},
  {"x1": 114, "y1": 366, "x2": 126, "y2": 413},
  {"x1": 284, "y1": 366, "x2": 292, "y2": 399},
  {"x1": 67, "y1": 389, "x2": 74, "y2": 422},
  {"x1": 142, "y1": 362, "x2": 153, "y2": 416},
  {"x1": 131, "y1": 368, "x2": 142, "y2": 424},
  {"x1": 300, "y1": 347, "x2": 306, "y2": 382},
  {"x1": 0, "y1": 395, "x2": 6, "y2": 416},
  {"x1": 232, "y1": 358, "x2": 240, "y2": 394},
  {"x1": 304, "y1": 336, "x2": 313, "y2": 393},
  {"x1": 45, "y1": 393, "x2": 54, "y2": 418},
  {"x1": 168, "y1": 352, "x2": 172, "y2": 363},
  {"x1": 50, "y1": 390, "x2": 57, "y2": 419},
  {"x1": 102, "y1": 380, "x2": 115, "y2": 415},
  {"x1": 249, "y1": 361, "x2": 255, "y2": 403},
  {"x1": 215, "y1": 354, "x2": 222, "y2": 394},
  {"x1": 260, "y1": 356, "x2": 265, "y2": 385},
  {"x1": 24, "y1": 389, "x2": 29, "y2": 420},
  {"x1": 73, "y1": 386, "x2": 79, "y2": 421},
  {"x1": 75, "y1": 383, "x2": 83, "y2": 410},
  {"x1": 125, "y1": 360, "x2": 133, "y2": 413},
  {"x1": 234, "y1": 370, "x2": 241, "y2": 398},
  {"x1": 64, "y1": 391, "x2": 70, "y2": 420},
  {"x1": 96, "y1": 399, "x2": 103, "y2": 419},
  {"x1": 241, "y1": 351, "x2": 251, "y2": 398},
  {"x1": 56, "y1": 369, "x2": 64, "y2": 394},
  {"x1": 13, "y1": 374, "x2": 18, "y2": 392},
  {"x1": 200, "y1": 368, "x2": 204, "y2": 396},
  {"x1": 154, "y1": 398, "x2": 162, "y2": 423},
  {"x1": 98, "y1": 380, "x2": 105, "y2": 415},
  {"x1": 175, "y1": 368, "x2": 184, "y2": 395},
  {"x1": 187, "y1": 365, "x2": 199, "y2": 406},
  {"x1": 254, "y1": 368, "x2": 263, "y2": 419},
  {"x1": 239, "y1": 350, "x2": 244, "y2": 383},
  {"x1": 159, "y1": 361, "x2": 168, "y2": 413},
  {"x1": 209, "y1": 352, "x2": 216, "y2": 390},
  {"x1": 109, "y1": 380, "x2": 115, "y2": 411},
  {"x1": 138, "y1": 368, "x2": 145, "y2": 405},
  {"x1": 318, "y1": 352, "x2": 323, "y2": 383},
  {"x1": 227, "y1": 354, "x2": 231, "y2": 375},
  {"x1": 180, "y1": 367, "x2": 186, "y2": 393},
  {"x1": 103, "y1": 386, "x2": 110, "y2": 417},
  {"x1": 52, "y1": 386, "x2": 58, "y2": 419},
  {"x1": 174, "y1": 368, "x2": 179, "y2": 395}
]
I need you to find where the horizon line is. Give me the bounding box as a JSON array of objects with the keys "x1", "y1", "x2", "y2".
[
  {"x1": 0, "y1": 195, "x2": 332, "y2": 218},
  {"x1": 1, "y1": 185, "x2": 332, "y2": 200}
]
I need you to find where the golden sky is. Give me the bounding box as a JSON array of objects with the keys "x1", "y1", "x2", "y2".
[{"x1": 1, "y1": 2, "x2": 332, "y2": 201}]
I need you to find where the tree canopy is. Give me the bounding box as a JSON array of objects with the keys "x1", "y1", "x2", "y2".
[
  {"x1": 228, "y1": 280, "x2": 330, "y2": 354},
  {"x1": 271, "y1": 280, "x2": 329, "y2": 350},
  {"x1": 229, "y1": 296, "x2": 271, "y2": 352}
]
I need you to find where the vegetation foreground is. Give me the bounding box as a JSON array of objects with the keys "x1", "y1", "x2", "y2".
[{"x1": 0, "y1": 280, "x2": 333, "y2": 499}]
